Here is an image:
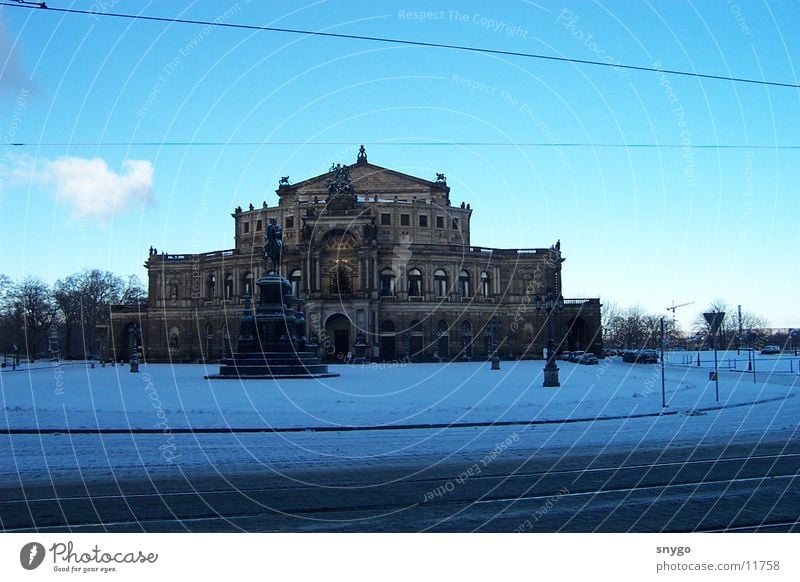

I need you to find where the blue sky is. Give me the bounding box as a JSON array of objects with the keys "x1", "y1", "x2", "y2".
[{"x1": 1, "y1": 0, "x2": 798, "y2": 331}]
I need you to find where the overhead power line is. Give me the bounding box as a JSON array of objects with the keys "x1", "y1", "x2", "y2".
[
  {"x1": 3, "y1": 1, "x2": 800, "y2": 90},
  {"x1": 7, "y1": 141, "x2": 800, "y2": 149}
]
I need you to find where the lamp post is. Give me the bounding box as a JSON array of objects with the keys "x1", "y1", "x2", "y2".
[
  {"x1": 539, "y1": 290, "x2": 562, "y2": 387},
  {"x1": 486, "y1": 315, "x2": 500, "y2": 370},
  {"x1": 129, "y1": 323, "x2": 140, "y2": 373}
]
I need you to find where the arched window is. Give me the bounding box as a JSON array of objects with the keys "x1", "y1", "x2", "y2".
[
  {"x1": 290, "y1": 269, "x2": 302, "y2": 298},
  {"x1": 328, "y1": 266, "x2": 352, "y2": 296},
  {"x1": 459, "y1": 270, "x2": 470, "y2": 298},
  {"x1": 206, "y1": 274, "x2": 216, "y2": 299},
  {"x1": 242, "y1": 272, "x2": 254, "y2": 296},
  {"x1": 461, "y1": 320, "x2": 472, "y2": 335},
  {"x1": 480, "y1": 271, "x2": 490, "y2": 298},
  {"x1": 407, "y1": 268, "x2": 422, "y2": 297},
  {"x1": 434, "y1": 269, "x2": 448, "y2": 298},
  {"x1": 380, "y1": 268, "x2": 396, "y2": 296},
  {"x1": 224, "y1": 274, "x2": 234, "y2": 300},
  {"x1": 381, "y1": 320, "x2": 396, "y2": 333}
]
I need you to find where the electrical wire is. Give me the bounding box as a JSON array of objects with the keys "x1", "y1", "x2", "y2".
[{"x1": 3, "y1": 1, "x2": 799, "y2": 90}]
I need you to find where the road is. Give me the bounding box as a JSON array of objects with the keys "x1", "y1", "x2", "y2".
[{"x1": 1, "y1": 437, "x2": 799, "y2": 532}]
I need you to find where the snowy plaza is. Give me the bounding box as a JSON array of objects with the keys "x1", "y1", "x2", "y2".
[{"x1": 2, "y1": 352, "x2": 798, "y2": 487}]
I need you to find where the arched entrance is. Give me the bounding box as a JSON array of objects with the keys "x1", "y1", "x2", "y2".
[
  {"x1": 408, "y1": 319, "x2": 424, "y2": 361},
  {"x1": 380, "y1": 320, "x2": 396, "y2": 361},
  {"x1": 436, "y1": 319, "x2": 449, "y2": 359},
  {"x1": 325, "y1": 313, "x2": 351, "y2": 362},
  {"x1": 461, "y1": 320, "x2": 473, "y2": 359},
  {"x1": 566, "y1": 317, "x2": 588, "y2": 352}
]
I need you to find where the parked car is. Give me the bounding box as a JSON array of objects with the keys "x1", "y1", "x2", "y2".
[
  {"x1": 568, "y1": 351, "x2": 585, "y2": 363},
  {"x1": 577, "y1": 352, "x2": 599, "y2": 365},
  {"x1": 761, "y1": 345, "x2": 781, "y2": 355},
  {"x1": 639, "y1": 349, "x2": 659, "y2": 363},
  {"x1": 560, "y1": 351, "x2": 573, "y2": 361},
  {"x1": 622, "y1": 349, "x2": 659, "y2": 363},
  {"x1": 603, "y1": 348, "x2": 618, "y2": 357}
]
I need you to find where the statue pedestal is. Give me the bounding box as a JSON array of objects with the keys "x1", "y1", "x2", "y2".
[
  {"x1": 207, "y1": 275, "x2": 337, "y2": 380},
  {"x1": 543, "y1": 366, "x2": 560, "y2": 388}
]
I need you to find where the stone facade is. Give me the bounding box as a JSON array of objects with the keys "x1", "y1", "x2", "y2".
[{"x1": 110, "y1": 148, "x2": 602, "y2": 362}]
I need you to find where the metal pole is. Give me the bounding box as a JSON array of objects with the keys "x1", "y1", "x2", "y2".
[
  {"x1": 737, "y1": 305, "x2": 742, "y2": 355},
  {"x1": 660, "y1": 317, "x2": 667, "y2": 408},
  {"x1": 713, "y1": 330, "x2": 719, "y2": 402}
]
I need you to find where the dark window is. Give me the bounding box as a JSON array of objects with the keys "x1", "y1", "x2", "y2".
[
  {"x1": 243, "y1": 221, "x2": 249, "y2": 233},
  {"x1": 286, "y1": 216, "x2": 294, "y2": 228},
  {"x1": 381, "y1": 213, "x2": 391, "y2": 225},
  {"x1": 400, "y1": 214, "x2": 410, "y2": 226},
  {"x1": 256, "y1": 220, "x2": 262, "y2": 231},
  {"x1": 419, "y1": 215, "x2": 428, "y2": 227},
  {"x1": 451, "y1": 218, "x2": 458, "y2": 229},
  {"x1": 436, "y1": 216, "x2": 444, "y2": 228}
]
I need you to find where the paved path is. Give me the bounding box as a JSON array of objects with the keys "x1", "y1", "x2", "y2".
[{"x1": 1, "y1": 437, "x2": 798, "y2": 532}]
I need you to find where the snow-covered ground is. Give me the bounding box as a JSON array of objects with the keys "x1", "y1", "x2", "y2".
[{"x1": 1, "y1": 355, "x2": 798, "y2": 486}]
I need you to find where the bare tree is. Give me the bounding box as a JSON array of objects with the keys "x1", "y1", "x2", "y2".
[
  {"x1": 53, "y1": 269, "x2": 127, "y2": 359},
  {"x1": 692, "y1": 300, "x2": 769, "y2": 348},
  {"x1": 10, "y1": 277, "x2": 57, "y2": 360}
]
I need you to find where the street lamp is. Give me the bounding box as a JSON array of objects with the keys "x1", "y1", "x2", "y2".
[
  {"x1": 129, "y1": 323, "x2": 140, "y2": 373},
  {"x1": 486, "y1": 315, "x2": 500, "y2": 370},
  {"x1": 539, "y1": 290, "x2": 562, "y2": 388}
]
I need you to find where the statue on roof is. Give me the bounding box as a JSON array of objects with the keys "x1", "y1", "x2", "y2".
[
  {"x1": 325, "y1": 163, "x2": 356, "y2": 210},
  {"x1": 357, "y1": 144, "x2": 367, "y2": 164},
  {"x1": 436, "y1": 173, "x2": 446, "y2": 183}
]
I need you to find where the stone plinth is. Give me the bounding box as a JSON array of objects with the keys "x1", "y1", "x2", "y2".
[{"x1": 206, "y1": 275, "x2": 338, "y2": 379}]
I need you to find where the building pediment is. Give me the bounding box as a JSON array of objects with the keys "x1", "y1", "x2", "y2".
[{"x1": 277, "y1": 147, "x2": 449, "y2": 202}]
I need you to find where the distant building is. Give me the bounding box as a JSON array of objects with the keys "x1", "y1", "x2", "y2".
[{"x1": 110, "y1": 147, "x2": 602, "y2": 362}]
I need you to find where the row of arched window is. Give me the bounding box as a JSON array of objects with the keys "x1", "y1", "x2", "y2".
[
  {"x1": 166, "y1": 267, "x2": 492, "y2": 301},
  {"x1": 379, "y1": 268, "x2": 491, "y2": 298}
]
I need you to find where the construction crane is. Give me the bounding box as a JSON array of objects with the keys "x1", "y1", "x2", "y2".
[{"x1": 666, "y1": 301, "x2": 695, "y2": 324}]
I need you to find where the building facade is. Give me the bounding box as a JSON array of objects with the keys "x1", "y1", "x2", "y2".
[{"x1": 110, "y1": 147, "x2": 602, "y2": 362}]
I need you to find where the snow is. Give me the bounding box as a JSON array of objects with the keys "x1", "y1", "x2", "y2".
[{"x1": 1, "y1": 353, "x2": 798, "y2": 486}]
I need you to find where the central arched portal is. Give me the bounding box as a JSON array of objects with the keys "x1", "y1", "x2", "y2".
[{"x1": 325, "y1": 313, "x2": 352, "y2": 362}]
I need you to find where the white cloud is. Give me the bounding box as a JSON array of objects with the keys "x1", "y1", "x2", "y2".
[{"x1": 12, "y1": 155, "x2": 154, "y2": 223}]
